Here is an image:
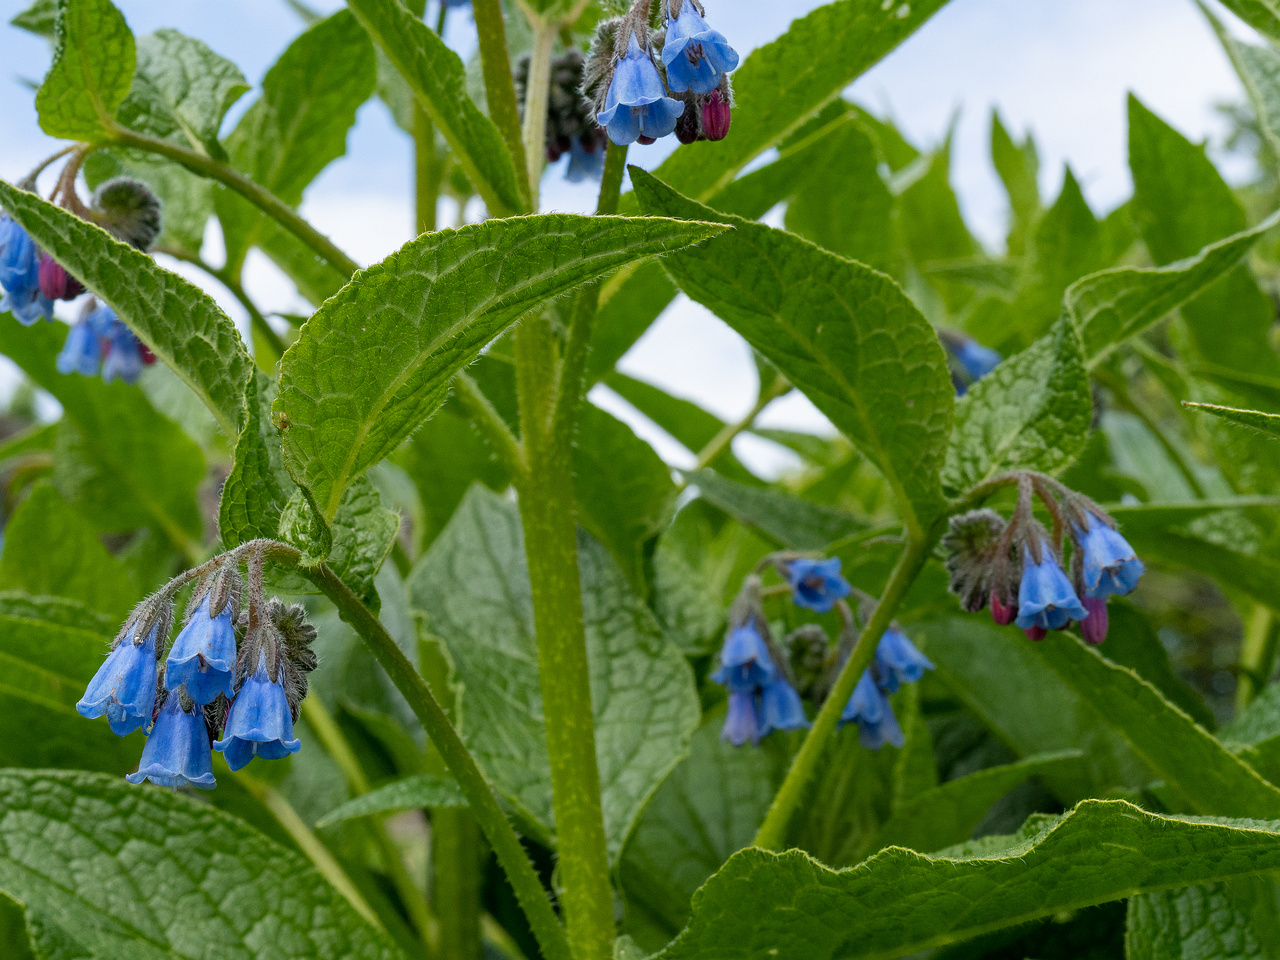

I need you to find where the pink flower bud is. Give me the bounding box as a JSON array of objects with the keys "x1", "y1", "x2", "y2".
[
  {"x1": 38, "y1": 255, "x2": 83, "y2": 301},
  {"x1": 990, "y1": 590, "x2": 1017, "y2": 625},
  {"x1": 702, "y1": 90, "x2": 731, "y2": 141},
  {"x1": 1024, "y1": 625, "x2": 1047, "y2": 642},
  {"x1": 1079, "y1": 595, "x2": 1108, "y2": 645}
]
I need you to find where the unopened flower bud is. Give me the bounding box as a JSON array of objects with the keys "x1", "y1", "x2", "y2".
[
  {"x1": 1024, "y1": 625, "x2": 1047, "y2": 642},
  {"x1": 1079, "y1": 595, "x2": 1108, "y2": 645},
  {"x1": 943, "y1": 509, "x2": 1006, "y2": 613},
  {"x1": 702, "y1": 87, "x2": 731, "y2": 140},
  {"x1": 37, "y1": 254, "x2": 83, "y2": 300},
  {"x1": 990, "y1": 589, "x2": 1017, "y2": 626},
  {"x1": 93, "y1": 178, "x2": 162, "y2": 251}
]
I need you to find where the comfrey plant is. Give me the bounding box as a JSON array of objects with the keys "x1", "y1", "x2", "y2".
[
  {"x1": 9, "y1": 0, "x2": 1280, "y2": 958},
  {"x1": 77, "y1": 541, "x2": 317, "y2": 788}
]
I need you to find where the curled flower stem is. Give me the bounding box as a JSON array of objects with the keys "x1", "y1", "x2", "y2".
[
  {"x1": 19, "y1": 144, "x2": 75, "y2": 190},
  {"x1": 752, "y1": 535, "x2": 928, "y2": 850},
  {"x1": 108, "y1": 126, "x2": 360, "y2": 278}
]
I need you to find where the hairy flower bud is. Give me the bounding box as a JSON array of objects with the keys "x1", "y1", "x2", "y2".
[
  {"x1": 942, "y1": 509, "x2": 1007, "y2": 613},
  {"x1": 93, "y1": 178, "x2": 162, "y2": 251},
  {"x1": 701, "y1": 85, "x2": 732, "y2": 140}
]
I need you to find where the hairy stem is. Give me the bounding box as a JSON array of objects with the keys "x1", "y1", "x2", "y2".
[
  {"x1": 304, "y1": 698, "x2": 439, "y2": 954},
  {"x1": 298, "y1": 560, "x2": 572, "y2": 960},
  {"x1": 471, "y1": 0, "x2": 532, "y2": 210},
  {"x1": 108, "y1": 126, "x2": 360, "y2": 278},
  {"x1": 752, "y1": 536, "x2": 929, "y2": 850},
  {"x1": 414, "y1": 105, "x2": 443, "y2": 235},
  {"x1": 434, "y1": 808, "x2": 485, "y2": 960},
  {"x1": 515, "y1": 315, "x2": 615, "y2": 960},
  {"x1": 521, "y1": 18, "x2": 558, "y2": 209}
]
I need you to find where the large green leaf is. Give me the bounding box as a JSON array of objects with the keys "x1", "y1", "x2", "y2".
[
  {"x1": 1208, "y1": 6, "x2": 1280, "y2": 162},
  {"x1": 2, "y1": 317, "x2": 206, "y2": 547},
  {"x1": 119, "y1": 29, "x2": 248, "y2": 154},
  {"x1": 645, "y1": 0, "x2": 952, "y2": 204},
  {"x1": 35, "y1": 0, "x2": 134, "y2": 140},
  {"x1": 0, "y1": 770, "x2": 403, "y2": 960},
  {"x1": 573, "y1": 405, "x2": 676, "y2": 594},
  {"x1": 274, "y1": 214, "x2": 723, "y2": 524},
  {"x1": 0, "y1": 181, "x2": 252, "y2": 437},
  {"x1": 632, "y1": 170, "x2": 953, "y2": 535},
  {"x1": 1065, "y1": 212, "x2": 1280, "y2": 365},
  {"x1": 1218, "y1": 0, "x2": 1280, "y2": 44},
  {"x1": 346, "y1": 0, "x2": 525, "y2": 216},
  {"x1": 0, "y1": 592, "x2": 136, "y2": 774},
  {"x1": 220, "y1": 371, "x2": 294, "y2": 548},
  {"x1": 689, "y1": 469, "x2": 868, "y2": 551},
  {"x1": 0, "y1": 486, "x2": 137, "y2": 623},
  {"x1": 1127, "y1": 878, "x2": 1280, "y2": 960},
  {"x1": 942, "y1": 315, "x2": 1091, "y2": 495},
  {"x1": 217, "y1": 10, "x2": 376, "y2": 273},
  {"x1": 408, "y1": 487, "x2": 700, "y2": 862},
  {"x1": 10, "y1": 0, "x2": 57, "y2": 39},
  {"x1": 657, "y1": 800, "x2": 1280, "y2": 960},
  {"x1": 990, "y1": 111, "x2": 1041, "y2": 258},
  {"x1": 1184, "y1": 401, "x2": 1280, "y2": 439}
]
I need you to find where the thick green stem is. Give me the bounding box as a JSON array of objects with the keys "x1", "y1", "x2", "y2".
[
  {"x1": 433, "y1": 808, "x2": 485, "y2": 960},
  {"x1": 414, "y1": 105, "x2": 443, "y2": 234},
  {"x1": 304, "y1": 698, "x2": 439, "y2": 954},
  {"x1": 471, "y1": 0, "x2": 532, "y2": 210},
  {"x1": 109, "y1": 126, "x2": 360, "y2": 277},
  {"x1": 301, "y1": 561, "x2": 572, "y2": 960},
  {"x1": 753, "y1": 537, "x2": 929, "y2": 850},
  {"x1": 515, "y1": 315, "x2": 615, "y2": 960},
  {"x1": 1238, "y1": 604, "x2": 1279, "y2": 709},
  {"x1": 521, "y1": 19, "x2": 559, "y2": 209},
  {"x1": 596, "y1": 142, "x2": 628, "y2": 217}
]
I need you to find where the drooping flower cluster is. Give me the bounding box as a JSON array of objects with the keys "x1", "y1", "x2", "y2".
[
  {"x1": 939, "y1": 330, "x2": 1002, "y2": 396},
  {"x1": 1, "y1": 174, "x2": 160, "y2": 384},
  {"x1": 711, "y1": 554, "x2": 934, "y2": 751},
  {"x1": 76, "y1": 546, "x2": 317, "y2": 789},
  {"x1": 943, "y1": 473, "x2": 1144, "y2": 644},
  {"x1": 585, "y1": 0, "x2": 738, "y2": 147},
  {"x1": 516, "y1": 49, "x2": 609, "y2": 183}
]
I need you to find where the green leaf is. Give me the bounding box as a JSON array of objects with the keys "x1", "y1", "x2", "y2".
[
  {"x1": 0, "y1": 181, "x2": 252, "y2": 437},
  {"x1": 259, "y1": 217, "x2": 350, "y2": 307},
  {"x1": 119, "y1": 29, "x2": 248, "y2": 154},
  {"x1": 689, "y1": 469, "x2": 868, "y2": 551},
  {"x1": 645, "y1": 0, "x2": 952, "y2": 204},
  {"x1": 573, "y1": 405, "x2": 676, "y2": 594},
  {"x1": 2, "y1": 316, "x2": 206, "y2": 548},
  {"x1": 0, "y1": 486, "x2": 137, "y2": 622},
  {"x1": 10, "y1": 0, "x2": 57, "y2": 39},
  {"x1": 1184, "y1": 401, "x2": 1280, "y2": 439},
  {"x1": 619, "y1": 709, "x2": 787, "y2": 943},
  {"x1": 346, "y1": 0, "x2": 525, "y2": 216},
  {"x1": 275, "y1": 214, "x2": 724, "y2": 524},
  {"x1": 656, "y1": 800, "x2": 1280, "y2": 960},
  {"x1": 1127, "y1": 878, "x2": 1280, "y2": 960},
  {"x1": 408, "y1": 487, "x2": 700, "y2": 862},
  {"x1": 587, "y1": 265, "x2": 678, "y2": 386},
  {"x1": 218, "y1": 10, "x2": 376, "y2": 272},
  {"x1": 899, "y1": 139, "x2": 978, "y2": 312},
  {"x1": 990, "y1": 110, "x2": 1041, "y2": 258},
  {"x1": 35, "y1": 0, "x2": 135, "y2": 140},
  {"x1": 0, "y1": 891, "x2": 35, "y2": 960},
  {"x1": 1066, "y1": 211, "x2": 1280, "y2": 366},
  {"x1": 220, "y1": 371, "x2": 295, "y2": 548},
  {"x1": 1123, "y1": 524, "x2": 1280, "y2": 613},
  {"x1": 941, "y1": 316, "x2": 1091, "y2": 495},
  {"x1": 1127, "y1": 95, "x2": 1280, "y2": 379},
  {"x1": 1218, "y1": 0, "x2": 1280, "y2": 44},
  {"x1": 0, "y1": 770, "x2": 404, "y2": 960},
  {"x1": 316, "y1": 775, "x2": 466, "y2": 828},
  {"x1": 632, "y1": 170, "x2": 954, "y2": 535}
]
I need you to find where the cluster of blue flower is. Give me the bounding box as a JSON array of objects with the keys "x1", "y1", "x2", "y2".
[
  {"x1": 592, "y1": 0, "x2": 738, "y2": 147},
  {"x1": 946, "y1": 475, "x2": 1145, "y2": 645},
  {"x1": 0, "y1": 212, "x2": 152, "y2": 384},
  {"x1": 712, "y1": 557, "x2": 935, "y2": 750},
  {"x1": 76, "y1": 565, "x2": 313, "y2": 790}
]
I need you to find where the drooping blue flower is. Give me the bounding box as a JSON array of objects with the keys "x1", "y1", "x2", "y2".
[
  {"x1": 99, "y1": 309, "x2": 145, "y2": 385},
  {"x1": 1015, "y1": 541, "x2": 1088, "y2": 631},
  {"x1": 565, "y1": 137, "x2": 606, "y2": 182},
  {"x1": 760, "y1": 678, "x2": 809, "y2": 733},
  {"x1": 56, "y1": 318, "x2": 102, "y2": 377},
  {"x1": 874, "y1": 628, "x2": 935, "y2": 693},
  {"x1": 1074, "y1": 513, "x2": 1144, "y2": 598},
  {"x1": 0, "y1": 213, "x2": 53, "y2": 326},
  {"x1": 77, "y1": 623, "x2": 159, "y2": 736},
  {"x1": 125, "y1": 693, "x2": 216, "y2": 790},
  {"x1": 953, "y1": 339, "x2": 1001, "y2": 384},
  {"x1": 597, "y1": 32, "x2": 684, "y2": 146},
  {"x1": 711, "y1": 623, "x2": 776, "y2": 692},
  {"x1": 840, "y1": 670, "x2": 905, "y2": 750},
  {"x1": 662, "y1": 0, "x2": 740, "y2": 95},
  {"x1": 786, "y1": 557, "x2": 852, "y2": 614},
  {"x1": 722, "y1": 691, "x2": 764, "y2": 746},
  {"x1": 214, "y1": 650, "x2": 301, "y2": 771},
  {"x1": 165, "y1": 595, "x2": 237, "y2": 706}
]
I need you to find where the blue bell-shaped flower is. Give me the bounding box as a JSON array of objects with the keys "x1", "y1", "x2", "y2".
[
  {"x1": 214, "y1": 650, "x2": 301, "y2": 771},
  {"x1": 662, "y1": 0, "x2": 739, "y2": 95},
  {"x1": 165, "y1": 595, "x2": 238, "y2": 705},
  {"x1": 77, "y1": 622, "x2": 159, "y2": 736},
  {"x1": 1073, "y1": 513, "x2": 1144, "y2": 598},
  {"x1": 597, "y1": 32, "x2": 684, "y2": 145},
  {"x1": 711, "y1": 623, "x2": 776, "y2": 692},
  {"x1": 840, "y1": 670, "x2": 904, "y2": 750},
  {"x1": 874, "y1": 628, "x2": 934, "y2": 693},
  {"x1": 760, "y1": 678, "x2": 809, "y2": 733},
  {"x1": 721, "y1": 691, "x2": 764, "y2": 746},
  {"x1": 1015, "y1": 540, "x2": 1088, "y2": 631},
  {"x1": 786, "y1": 557, "x2": 852, "y2": 614},
  {"x1": 0, "y1": 213, "x2": 53, "y2": 326},
  {"x1": 126, "y1": 693, "x2": 216, "y2": 790}
]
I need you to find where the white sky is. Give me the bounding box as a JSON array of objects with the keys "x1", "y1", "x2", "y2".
[{"x1": 0, "y1": 0, "x2": 1263, "y2": 471}]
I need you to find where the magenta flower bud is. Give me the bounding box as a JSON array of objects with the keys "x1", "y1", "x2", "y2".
[
  {"x1": 990, "y1": 590, "x2": 1017, "y2": 626},
  {"x1": 1024, "y1": 625, "x2": 1047, "y2": 642},
  {"x1": 38, "y1": 255, "x2": 83, "y2": 301},
  {"x1": 702, "y1": 89, "x2": 731, "y2": 141},
  {"x1": 675, "y1": 104, "x2": 701, "y2": 144},
  {"x1": 1080, "y1": 595, "x2": 1108, "y2": 645}
]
